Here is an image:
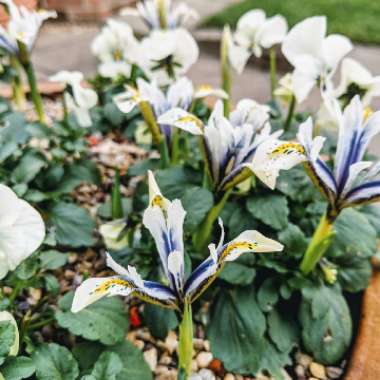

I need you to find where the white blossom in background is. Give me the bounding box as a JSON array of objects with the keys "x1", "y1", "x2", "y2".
[
  {"x1": 274, "y1": 73, "x2": 296, "y2": 105},
  {"x1": 0, "y1": 0, "x2": 56, "y2": 54},
  {"x1": 121, "y1": 0, "x2": 199, "y2": 30},
  {"x1": 141, "y1": 28, "x2": 199, "y2": 85},
  {"x1": 282, "y1": 16, "x2": 352, "y2": 103},
  {"x1": 91, "y1": 19, "x2": 144, "y2": 79},
  {"x1": 50, "y1": 71, "x2": 98, "y2": 128},
  {"x1": 335, "y1": 57, "x2": 380, "y2": 106},
  {"x1": 0, "y1": 184, "x2": 45, "y2": 280}
]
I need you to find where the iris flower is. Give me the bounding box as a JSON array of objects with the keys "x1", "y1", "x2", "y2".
[
  {"x1": 121, "y1": 0, "x2": 198, "y2": 30},
  {"x1": 49, "y1": 71, "x2": 98, "y2": 128},
  {"x1": 0, "y1": 0, "x2": 56, "y2": 55},
  {"x1": 114, "y1": 77, "x2": 227, "y2": 143},
  {"x1": 72, "y1": 170, "x2": 283, "y2": 313},
  {"x1": 335, "y1": 57, "x2": 380, "y2": 106},
  {"x1": 253, "y1": 96, "x2": 380, "y2": 218},
  {"x1": 91, "y1": 19, "x2": 144, "y2": 79},
  {"x1": 282, "y1": 16, "x2": 352, "y2": 103},
  {"x1": 140, "y1": 28, "x2": 199, "y2": 85},
  {"x1": 158, "y1": 99, "x2": 280, "y2": 192},
  {"x1": 0, "y1": 184, "x2": 45, "y2": 280}
]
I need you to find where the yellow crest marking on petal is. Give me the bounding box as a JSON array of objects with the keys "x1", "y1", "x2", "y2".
[
  {"x1": 112, "y1": 49, "x2": 123, "y2": 61},
  {"x1": 93, "y1": 278, "x2": 132, "y2": 294},
  {"x1": 269, "y1": 142, "x2": 305, "y2": 157},
  {"x1": 364, "y1": 106, "x2": 373, "y2": 121},
  {"x1": 197, "y1": 84, "x2": 213, "y2": 92},
  {"x1": 177, "y1": 115, "x2": 204, "y2": 131},
  {"x1": 151, "y1": 194, "x2": 165, "y2": 209},
  {"x1": 220, "y1": 241, "x2": 258, "y2": 261}
]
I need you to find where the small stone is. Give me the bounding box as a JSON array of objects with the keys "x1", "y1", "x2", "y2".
[
  {"x1": 194, "y1": 338, "x2": 205, "y2": 351},
  {"x1": 133, "y1": 339, "x2": 144, "y2": 350},
  {"x1": 156, "y1": 366, "x2": 177, "y2": 380},
  {"x1": 326, "y1": 366, "x2": 343, "y2": 379},
  {"x1": 192, "y1": 360, "x2": 199, "y2": 372},
  {"x1": 2, "y1": 287, "x2": 12, "y2": 295},
  {"x1": 224, "y1": 374, "x2": 235, "y2": 380},
  {"x1": 235, "y1": 375, "x2": 244, "y2": 380},
  {"x1": 309, "y1": 362, "x2": 327, "y2": 379},
  {"x1": 68, "y1": 253, "x2": 78, "y2": 264},
  {"x1": 295, "y1": 364, "x2": 306, "y2": 377},
  {"x1": 255, "y1": 373, "x2": 270, "y2": 380},
  {"x1": 64, "y1": 270, "x2": 76, "y2": 280},
  {"x1": 164, "y1": 331, "x2": 178, "y2": 354},
  {"x1": 296, "y1": 352, "x2": 313, "y2": 368},
  {"x1": 143, "y1": 347, "x2": 157, "y2": 371},
  {"x1": 281, "y1": 369, "x2": 292, "y2": 380},
  {"x1": 204, "y1": 340, "x2": 210, "y2": 351},
  {"x1": 196, "y1": 351, "x2": 213, "y2": 368},
  {"x1": 29, "y1": 288, "x2": 42, "y2": 301},
  {"x1": 308, "y1": 378, "x2": 319, "y2": 380},
  {"x1": 159, "y1": 352, "x2": 172, "y2": 366},
  {"x1": 209, "y1": 358, "x2": 224, "y2": 377},
  {"x1": 198, "y1": 369, "x2": 216, "y2": 380}
]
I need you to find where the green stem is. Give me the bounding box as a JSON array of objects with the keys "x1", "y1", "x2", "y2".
[
  {"x1": 157, "y1": 0, "x2": 168, "y2": 29},
  {"x1": 28, "y1": 316, "x2": 55, "y2": 330},
  {"x1": 178, "y1": 303, "x2": 193, "y2": 379},
  {"x1": 221, "y1": 27, "x2": 231, "y2": 117},
  {"x1": 300, "y1": 211, "x2": 336, "y2": 275},
  {"x1": 158, "y1": 138, "x2": 170, "y2": 169},
  {"x1": 269, "y1": 47, "x2": 277, "y2": 100},
  {"x1": 111, "y1": 169, "x2": 123, "y2": 219},
  {"x1": 193, "y1": 190, "x2": 232, "y2": 254},
  {"x1": 10, "y1": 55, "x2": 25, "y2": 110},
  {"x1": 8, "y1": 283, "x2": 22, "y2": 304},
  {"x1": 284, "y1": 94, "x2": 296, "y2": 132},
  {"x1": 18, "y1": 42, "x2": 46, "y2": 123},
  {"x1": 171, "y1": 129, "x2": 181, "y2": 164}
]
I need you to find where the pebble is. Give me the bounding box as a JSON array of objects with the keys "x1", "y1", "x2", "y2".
[
  {"x1": 133, "y1": 339, "x2": 145, "y2": 350},
  {"x1": 309, "y1": 362, "x2": 327, "y2": 379},
  {"x1": 326, "y1": 366, "x2": 343, "y2": 379},
  {"x1": 143, "y1": 348, "x2": 157, "y2": 371},
  {"x1": 224, "y1": 374, "x2": 235, "y2": 380},
  {"x1": 296, "y1": 352, "x2": 313, "y2": 368},
  {"x1": 194, "y1": 338, "x2": 205, "y2": 351},
  {"x1": 204, "y1": 340, "x2": 210, "y2": 351},
  {"x1": 159, "y1": 353, "x2": 172, "y2": 366},
  {"x1": 295, "y1": 364, "x2": 306, "y2": 377},
  {"x1": 196, "y1": 352, "x2": 213, "y2": 368},
  {"x1": 164, "y1": 331, "x2": 178, "y2": 354}
]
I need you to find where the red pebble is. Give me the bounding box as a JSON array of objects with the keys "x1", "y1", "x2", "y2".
[
  {"x1": 87, "y1": 135, "x2": 98, "y2": 146},
  {"x1": 129, "y1": 306, "x2": 142, "y2": 328}
]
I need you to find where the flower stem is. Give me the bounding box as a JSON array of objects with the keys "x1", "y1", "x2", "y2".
[
  {"x1": 221, "y1": 27, "x2": 231, "y2": 117},
  {"x1": 18, "y1": 42, "x2": 46, "y2": 123},
  {"x1": 10, "y1": 55, "x2": 25, "y2": 110},
  {"x1": 193, "y1": 190, "x2": 232, "y2": 254},
  {"x1": 300, "y1": 211, "x2": 336, "y2": 275},
  {"x1": 111, "y1": 169, "x2": 123, "y2": 219},
  {"x1": 284, "y1": 94, "x2": 296, "y2": 132},
  {"x1": 269, "y1": 47, "x2": 277, "y2": 100},
  {"x1": 171, "y1": 129, "x2": 181, "y2": 164},
  {"x1": 178, "y1": 303, "x2": 193, "y2": 379}
]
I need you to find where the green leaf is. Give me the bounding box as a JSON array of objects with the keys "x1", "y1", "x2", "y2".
[
  {"x1": 207, "y1": 287, "x2": 266, "y2": 374},
  {"x1": 72, "y1": 342, "x2": 104, "y2": 372},
  {"x1": 49, "y1": 202, "x2": 96, "y2": 248},
  {"x1": 0, "y1": 357, "x2": 35, "y2": 380},
  {"x1": 97, "y1": 198, "x2": 132, "y2": 220},
  {"x1": 127, "y1": 159, "x2": 160, "y2": 177},
  {"x1": 11, "y1": 152, "x2": 46, "y2": 184},
  {"x1": 335, "y1": 254, "x2": 372, "y2": 293},
  {"x1": 0, "y1": 322, "x2": 15, "y2": 364},
  {"x1": 222, "y1": 203, "x2": 257, "y2": 237},
  {"x1": 86, "y1": 352, "x2": 123, "y2": 380},
  {"x1": 268, "y1": 309, "x2": 298, "y2": 353},
  {"x1": 103, "y1": 102, "x2": 125, "y2": 127},
  {"x1": 44, "y1": 274, "x2": 60, "y2": 295},
  {"x1": 327, "y1": 208, "x2": 377, "y2": 259},
  {"x1": 219, "y1": 255, "x2": 256, "y2": 285},
  {"x1": 247, "y1": 195, "x2": 289, "y2": 230},
  {"x1": 39, "y1": 250, "x2": 68, "y2": 270},
  {"x1": 111, "y1": 341, "x2": 153, "y2": 380},
  {"x1": 55, "y1": 292, "x2": 129, "y2": 345},
  {"x1": 143, "y1": 304, "x2": 178, "y2": 340},
  {"x1": 32, "y1": 343, "x2": 79, "y2": 380},
  {"x1": 360, "y1": 205, "x2": 380, "y2": 236},
  {"x1": 257, "y1": 278, "x2": 279, "y2": 312},
  {"x1": 181, "y1": 187, "x2": 213, "y2": 233},
  {"x1": 278, "y1": 224, "x2": 308, "y2": 258},
  {"x1": 299, "y1": 285, "x2": 352, "y2": 364}
]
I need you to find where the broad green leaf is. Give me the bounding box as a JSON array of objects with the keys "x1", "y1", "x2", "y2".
[
  {"x1": 0, "y1": 357, "x2": 35, "y2": 380},
  {"x1": 32, "y1": 343, "x2": 79, "y2": 380},
  {"x1": 299, "y1": 285, "x2": 352, "y2": 364},
  {"x1": 247, "y1": 195, "x2": 289, "y2": 230},
  {"x1": 181, "y1": 187, "x2": 213, "y2": 233},
  {"x1": 49, "y1": 202, "x2": 96, "y2": 248},
  {"x1": 144, "y1": 304, "x2": 178, "y2": 340},
  {"x1": 55, "y1": 292, "x2": 129, "y2": 345},
  {"x1": 222, "y1": 203, "x2": 257, "y2": 237},
  {"x1": 268, "y1": 309, "x2": 298, "y2": 353},
  {"x1": 39, "y1": 250, "x2": 68, "y2": 270},
  {"x1": 0, "y1": 322, "x2": 15, "y2": 364},
  {"x1": 360, "y1": 205, "x2": 380, "y2": 236},
  {"x1": 97, "y1": 198, "x2": 132, "y2": 219},
  {"x1": 257, "y1": 278, "x2": 279, "y2": 312},
  {"x1": 103, "y1": 102, "x2": 125, "y2": 127},
  {"x1": 86, "y1": 352, "x2": 123, "y2": 380},
  {"x1": 11, "y1": 152, "x2": 46, "y2": 184},
  {"x1": 72, "y1": 342, "x2": 104, "y2": 371},
  {"x1": 207, "y1": 287, "x2": 266, "y2": 375},
  {"x1": 278, "y1": 224, "x2": 308, "y2": 258},
  {"x1": 219, "y1": 255, "x2": 256, "y2": 285},
  {"x1": 127, "y1": 159, "x2": 160, "y2": 177},
  {"x1": 327, "y1": 209, "x2": 377, "y2": 259}
]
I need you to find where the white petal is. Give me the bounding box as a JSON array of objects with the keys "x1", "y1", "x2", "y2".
[
  {"x1": 282, "y1": 16, "x2": 326, "y2": 66},
  {"x1": 158, "y1": 108, "x2": 204, "y2": 135},
  {"x1": 322, "y1": 34, "x2": 352, "y2": 72},
  {"x1": 258, "y1": 15, "x2": 288, "y2": 48}
]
